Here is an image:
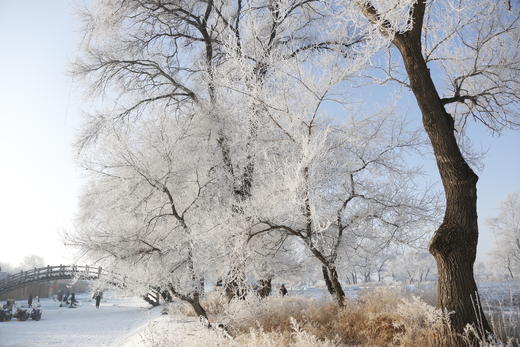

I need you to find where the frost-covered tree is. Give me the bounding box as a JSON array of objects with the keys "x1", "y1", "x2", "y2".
[
  {"x1": 70, "y1": 1, "x2": 520, "y2": 334},
  {"x1": 73, "y1": 0, "x2": 363, "y2": 299},
  {"x1": 20, "y1": 255, "x2": 46, "y2": 270},
  {"x1": 236, "y1": 58, "x2": 438, "y2": 304},
  {"x1": 73, "y1": 0, "x2": 370, "y2": 302},
  {"x1": 69, "y1": 113, "x2": 225, "y2": 322},
  {"x1": 388, "y1": 249, "x2": 436, "y2": 284},
  {"x1": 487, "y1": 192, "x2": 520, "y2": 280}
]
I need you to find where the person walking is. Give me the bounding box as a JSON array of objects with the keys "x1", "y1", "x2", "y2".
[
  {"x1": 95, "y1": 292, "x2": 101, "y2": 309},
  {"x1": 27, "y1": 294, "x2": 33, "y2": 307},
  {"x1": 280, "y1": 284, "x2": 288, "y2": 297}
]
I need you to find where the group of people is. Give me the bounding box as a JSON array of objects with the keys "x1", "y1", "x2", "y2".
[
  {"x1": 55, "y1": 291, "x2": 78, "y2": 308},
  {"x1": 54, "y1": 289, "x2": 103, "y2": 308}
]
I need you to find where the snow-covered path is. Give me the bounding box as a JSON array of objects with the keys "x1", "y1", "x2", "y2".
[{"x1": 0, "y1": 293, "x2": 160, "y2": 347}]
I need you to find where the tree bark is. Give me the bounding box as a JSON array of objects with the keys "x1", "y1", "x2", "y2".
[
  {"x1": 191, "y1": 293, "x2": 210, "y2": 327},
  {"x1": 323, "y1": 265, "x2": 345, "y2": 306},
  {"x1": 322, "y1": 265, "x2": 336, "y2": 295},
  {"x1": 392, "y1": 12, "x2": 492, "y2": 334}
]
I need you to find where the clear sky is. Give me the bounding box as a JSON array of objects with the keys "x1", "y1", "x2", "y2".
[
  {"x1": 0, "y1": 0, "x2": 84, "y2": 266},
  {"x1": 0, "y1": 0, "x2": 518, "y2": 268}
]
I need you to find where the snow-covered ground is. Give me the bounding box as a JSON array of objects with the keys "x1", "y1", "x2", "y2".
[
  {"x1": 0, "y1": 293, "x2": 160, "y2": 347},
  {"x1": 1, "y1": 281, "x2": 518, "y2": 346}
]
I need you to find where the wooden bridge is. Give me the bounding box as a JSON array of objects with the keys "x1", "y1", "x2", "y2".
[{"x1": 0, "y1": 265, "x2": 124, "y2": 295}]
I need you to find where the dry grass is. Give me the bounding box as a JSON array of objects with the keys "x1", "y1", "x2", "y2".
[
  {"x1": 221, "y1": 289, "x2": 463, "y2": 346},
  {"x1": 162, "y1": 288, "x2": 519, "y2": 346},
  {"x1": 169, "y1": 290, "x2": 228, "y2": 318}
]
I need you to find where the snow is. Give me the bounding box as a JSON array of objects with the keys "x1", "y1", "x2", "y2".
[
  {"x1": 1, "y1": 281, "x2": 518, "y2": 346},
  {"x1": 0, "y1": 293, "x2": 160, "y2": 347},
  {"x1": 117, "y1": 315, "x2": 205, "y2": 347}
]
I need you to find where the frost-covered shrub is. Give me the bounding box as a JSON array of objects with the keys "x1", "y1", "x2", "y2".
[
  {"x1": 141, "y1": 290, "x2": 519, "y2": 346},
  {"x1": 170, "y1": 291, "x2": 228, "y2": 318},
  {"x1": 219, "y1": 290, "x2": 460, "y2": 346}
]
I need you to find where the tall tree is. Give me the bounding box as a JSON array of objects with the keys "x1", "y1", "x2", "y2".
[
  {"x1": 356, "y1": 0, "x2": 519, "y2": 334},
  {"x1": 73, "y1": 0, "x2": 358, "y2": 298},
  {"x1": 236, "y1": 50, "x2": 438, "y2": 304}
]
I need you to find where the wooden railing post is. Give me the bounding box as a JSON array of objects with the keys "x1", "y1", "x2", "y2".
[{"x1": 0, "y1": 264, "x2": 119, "y2": 296}]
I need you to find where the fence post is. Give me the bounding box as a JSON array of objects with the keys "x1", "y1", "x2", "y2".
[{"x1": 98, "y1": 267, "x2": 102, "y2": 279}]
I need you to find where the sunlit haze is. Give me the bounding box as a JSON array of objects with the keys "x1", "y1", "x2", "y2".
[{"x1": 0, "y1": 0, "x2": 83, "y2": 266}]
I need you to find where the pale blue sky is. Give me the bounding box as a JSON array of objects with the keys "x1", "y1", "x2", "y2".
[
  {"x1": 0, "y1": 0, "x2": 518, "y2": 267},
  {"x1": 0, "y1": 0, "x2": 83, "y2": 265}
]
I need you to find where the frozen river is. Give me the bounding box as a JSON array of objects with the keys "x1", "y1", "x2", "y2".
[{"x1": 0, "y1": 293, "x2": 159, "y2": 347}]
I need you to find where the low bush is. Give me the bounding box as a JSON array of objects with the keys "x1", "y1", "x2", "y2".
[{"x1": 157, "y1": 289, "x2": 520, "y2": 346}]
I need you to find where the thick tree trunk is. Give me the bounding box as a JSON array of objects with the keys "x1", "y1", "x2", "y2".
[
  {"x1": 393, "y1": 29, "x2": 491, "y2": 335},
  {"x1": 191, "y1": 293, "x2": 210, "y2": 326},
  {"x1": 329, "y1": 267, "x2": 346, "y2": 306},
  {"x1": 322, "y1": 266, "x2": 336, "y2": 295},
  {"x1": 323, "y1": 265, "x2": 345, "y2": 306}
]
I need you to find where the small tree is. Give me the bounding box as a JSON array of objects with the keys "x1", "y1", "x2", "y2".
[
  {"x1": 487, "y1": 192, "x2": 520, "y2": 280},
  {"x1": 20, "y1": 255, "x2": 45, "y2": 270},
  {"x1": 69, "y1": 113, "x2": 221, "y2": 322}
]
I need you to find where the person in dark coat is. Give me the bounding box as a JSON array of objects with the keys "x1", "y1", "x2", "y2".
[
  {"x1": 28, "y1": 294, "x2": 33, "y2": 307},
  {"x1": 280, "y1": 284, "x2": 288, "y2": 297},
  {"x1": 60, "y1": 293, "x2": 68, "y2": 307},
  {"x1": 69, "y1": 293, "x2": 77, "y2": 308},
  {"x1": 95, "y1": 293, "x2": 101, "y2": 309}
]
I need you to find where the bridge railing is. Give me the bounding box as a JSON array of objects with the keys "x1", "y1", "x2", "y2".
[{"x1": 0, "y1": 265, "x2": 104, "y2": 294}]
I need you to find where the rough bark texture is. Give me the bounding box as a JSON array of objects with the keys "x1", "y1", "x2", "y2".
[
  {"x1": 322, "y1": 265, "x2": 336, "y2": 295},
  {"x1": 390, "y1": 2, "x2": 492, "y2": 335},
  {"x1": 322, "y1": 265, "x2": 345, "y2": 306},
  {"x1": 191, "y1": 293, "x2": 210, "y2": 326}
]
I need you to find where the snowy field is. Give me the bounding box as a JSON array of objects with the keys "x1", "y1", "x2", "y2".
[
  {"x1": 1, "y1": 281, "x2": 519, "y2": 347},
  {"x1": 0, "y1": 293, "x2": 161, "y2": 347}
]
